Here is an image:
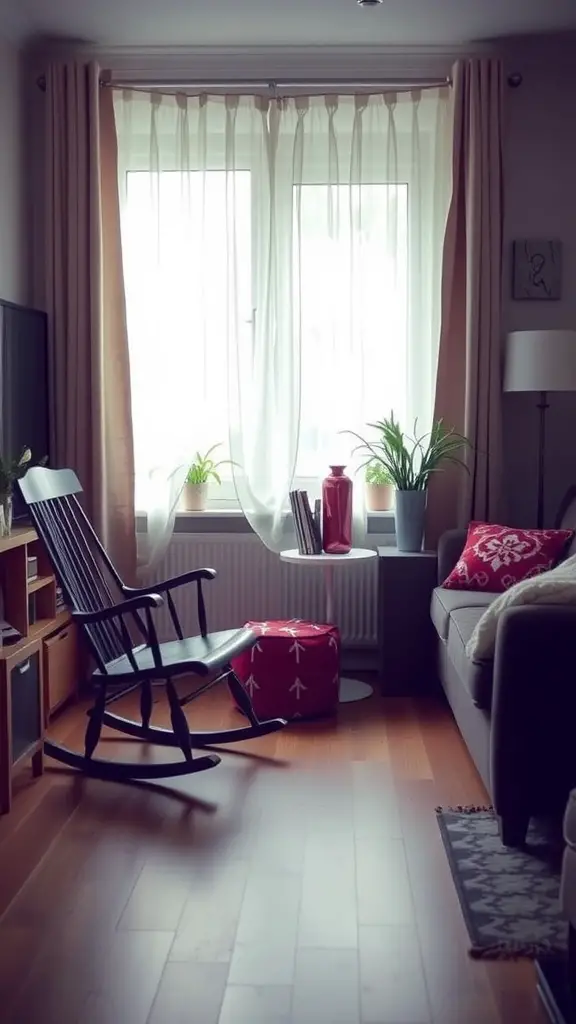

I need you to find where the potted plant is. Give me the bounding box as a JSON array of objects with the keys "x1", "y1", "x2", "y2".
[
  {"x1": 180, "y1": 444, "x2": 236, "y2": 512},
  {"x1": 365, "y1": 460, "x2": 394, "y2": 511},
  {"x1": 349, "y1": 414, "x2": 468, "y2": 551},
  {"x1": 0, "y1": 447, "x2": 46, "y2": 538}
]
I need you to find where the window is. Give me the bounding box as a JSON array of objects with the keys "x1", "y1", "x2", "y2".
[{"x1": 115, "y1": 90, "x2": 450, "y2": 530}]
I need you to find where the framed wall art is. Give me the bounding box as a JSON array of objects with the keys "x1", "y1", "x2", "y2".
[{"x1": 512, "y1": 239, "x2": 562, "y2": 300}]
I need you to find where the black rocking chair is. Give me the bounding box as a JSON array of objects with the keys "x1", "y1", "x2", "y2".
[{"x1": 18, "y1": 467, "x2": 287, "y2": 783}]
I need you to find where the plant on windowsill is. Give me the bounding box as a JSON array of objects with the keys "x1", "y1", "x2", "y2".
[
  {"x1": 180, "y1": 445, "x2": 238, "y2": 512},
  {"x1": 365, "y1": 461, "x2": 394, "y2": 512},
  {"x1": 0, "y1": 446, "x2": 47, "y2": 538},
  {"x1": 347, "y1": 413, "x2": 469, "y2": 551}
]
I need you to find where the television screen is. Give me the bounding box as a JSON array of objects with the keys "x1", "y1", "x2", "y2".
[{"x1": 0, "y1": 300, "x2": 50, "y2": 520}]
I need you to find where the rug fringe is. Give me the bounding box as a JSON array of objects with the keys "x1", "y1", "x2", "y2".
[
  {"x1": 469, "y1": 941, "x2": 565, "y2": 961},
  {"x1": 435, "y1": 804, "x2": 494, "y2": 814}
]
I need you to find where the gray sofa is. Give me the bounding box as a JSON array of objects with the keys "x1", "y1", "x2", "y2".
[{"x1": 431, "y1": 494, "x2": 576, "y2": 847}]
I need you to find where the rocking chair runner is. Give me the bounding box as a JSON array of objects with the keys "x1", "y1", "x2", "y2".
[{"x1": 18, "y1": 467, "x2": 287, "y2": 783}]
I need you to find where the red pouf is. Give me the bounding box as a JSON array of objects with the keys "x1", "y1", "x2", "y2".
[{"x1": 231, "y1": 619, "x2": 340, "y2": 721}]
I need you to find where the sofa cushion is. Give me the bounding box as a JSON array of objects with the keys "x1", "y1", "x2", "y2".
[
  {"x1": 447, "y1": 606, "x2": 494, "y2": 710},
  {"x1": 442, "y1": 521, "x2": 573, "y2": 592},
  {"x1": 431, "y1": 586, "x2": 497, "y2": 642},
  {"x1": 466, "y1": 552, "x2": 576, "y2": 661}
]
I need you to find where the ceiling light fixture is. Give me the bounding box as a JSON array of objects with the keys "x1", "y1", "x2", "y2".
[{"x1": 357, "y1": 0, "x2": 384, "y2": 6}]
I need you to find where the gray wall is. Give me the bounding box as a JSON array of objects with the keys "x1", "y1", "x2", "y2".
[
  {"x1": 0, "y1": 36, "x2": 26, "y2": 305},
  {"x1": 503, "y1": 39, "x2": 576, "y2": 527}
]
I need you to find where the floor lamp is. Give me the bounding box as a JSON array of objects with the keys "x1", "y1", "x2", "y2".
[{"x1": 504, "y1": 330, "x2": 576, "y2": 528}]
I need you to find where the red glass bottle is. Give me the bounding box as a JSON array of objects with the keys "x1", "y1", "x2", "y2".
[{"x1": 322, "y1": 465, "x2": 352, "y2": 554}]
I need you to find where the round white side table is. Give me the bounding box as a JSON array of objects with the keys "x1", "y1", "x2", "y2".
[{"x1": 280, "y1": 548, "x2": 377, "y2": 703}]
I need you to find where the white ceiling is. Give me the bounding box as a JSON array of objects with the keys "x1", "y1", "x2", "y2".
[{"x1": 2, "y1": 0, "x2": 576, "y2": 48}]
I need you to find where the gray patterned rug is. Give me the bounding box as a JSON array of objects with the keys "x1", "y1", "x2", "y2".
[{"x1": 436, "y1": 806, "x2": 567, "y2": 959}]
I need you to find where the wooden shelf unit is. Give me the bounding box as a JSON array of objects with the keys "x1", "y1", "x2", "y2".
[{"x1": 0, "y1": 526, "x2": 79, "y2": 813}]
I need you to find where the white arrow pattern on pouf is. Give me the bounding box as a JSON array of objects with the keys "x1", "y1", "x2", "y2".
[
  {"x1": 254, "y1": 622, "x2": 271, "y2": 634},
  {"x1": 328, "y1": 635, "x2": 338, "y2": 651},
  {"x1": 290, "y1": 678, "x2": 307, "y2": 699},
  {"x1": 250, "y1": 640, "x2": 263, "y2": 662},
  {"x1": 279, "y1": 626, "x2": 300, "y2": 637},
  {"x1": 245, "y1": 675, "x2": 260, "y2": 695},
  {"x1": 289, "y1": 639, "x2": 305, "y2": 664}
]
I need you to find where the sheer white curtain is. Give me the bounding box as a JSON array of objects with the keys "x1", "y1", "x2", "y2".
[{"x1": 113, "y1": 88, "x2": 451, "y2": 567}]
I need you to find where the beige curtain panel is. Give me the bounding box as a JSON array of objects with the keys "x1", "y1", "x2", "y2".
[
  {"x1": 43, "y1": 61, "x2": 136, "y2": 581},
  {"x1": 426, "y1": 58, "x2": 504, "y2": 549}
]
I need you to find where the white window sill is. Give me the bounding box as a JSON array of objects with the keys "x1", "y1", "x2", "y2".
[
  {"x1": 136, "y1": 508, "x2": 394, "y2": 518},
  {"x1": 174, "y1": 508, "x2": 395, "y2": 517},
  {"x1": 135, "y1": 508, "x2": 395, "y2": 536}
]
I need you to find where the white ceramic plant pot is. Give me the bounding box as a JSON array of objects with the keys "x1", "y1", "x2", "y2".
[
  {"x1": 180, "y1": 482, "x2": 208, "y2": 512},
  {"x1": 365, "y1": 483, "x2": 394, "y2": 512}
]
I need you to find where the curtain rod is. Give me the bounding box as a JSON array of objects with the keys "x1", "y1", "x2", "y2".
[
  {"x1": 99, "y1": 75, "x2": 451, "y2": 91},
  {"x1": 36, "y1": 71, "x2": 523, "y2": 92}
]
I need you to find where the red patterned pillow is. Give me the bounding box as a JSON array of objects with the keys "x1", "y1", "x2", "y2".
[{"x1": 442, "y1": 521, "x2": 574, "y2": 592}]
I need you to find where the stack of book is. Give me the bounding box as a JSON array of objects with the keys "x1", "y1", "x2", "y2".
[{"x1": 289, "y1": 491, "x2": 323, "y2": 555}]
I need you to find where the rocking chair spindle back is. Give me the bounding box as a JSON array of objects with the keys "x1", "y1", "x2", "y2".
[{"x1": 19, "y1": 468, "x2": 142, "y2": 671}]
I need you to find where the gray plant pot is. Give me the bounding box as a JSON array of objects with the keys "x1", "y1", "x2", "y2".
[{"x1": 394, "y1": 489, "x2": 427, "y2": 552}]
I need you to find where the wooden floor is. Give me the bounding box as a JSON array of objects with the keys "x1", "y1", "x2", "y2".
[{"x1": 0, "y1": 683, "x2": 546, "y2": 1024}]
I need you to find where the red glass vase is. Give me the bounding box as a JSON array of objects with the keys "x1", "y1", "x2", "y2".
[{"x1": 322, "y1": 465, "x2": 352, "y2": 554}]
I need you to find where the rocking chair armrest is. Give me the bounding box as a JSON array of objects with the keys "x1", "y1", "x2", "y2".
[
  {"x1": 72, "y1": 593, "x2": 164, "y2": 626},
  {"x1": 123, "y1": 568, "x2": 217, "y2": 598}
]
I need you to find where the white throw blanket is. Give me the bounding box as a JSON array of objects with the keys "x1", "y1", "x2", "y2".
[{"x1": 466, "y1": 552, "x2": 576, "y2": 661}]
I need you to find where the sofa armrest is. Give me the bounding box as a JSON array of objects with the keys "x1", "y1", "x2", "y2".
[
  {"x1": 491, "y1": 604, "x2": 576, "y2": 821},
  {"x1": 437, "y1": 529, "x2": 467, "y2": 584}
]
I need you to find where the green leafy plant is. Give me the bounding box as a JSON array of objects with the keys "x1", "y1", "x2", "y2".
[
  {"x1": 0, "y1": 446, "x2": 47, "y2": 499},
  {"x1": 185, "y1": 444, "x2": 237, "y2": 486},
  {"x1": 348, "y1": 413, "x2": 469, "y2": 491},
  {"x1": 365, "y1": 461, "x2": 393, "y2": 486}
]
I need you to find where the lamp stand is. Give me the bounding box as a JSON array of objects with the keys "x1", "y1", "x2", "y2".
[{"x1": 536, "y1": 390, "x2": 549, "y2": 529}]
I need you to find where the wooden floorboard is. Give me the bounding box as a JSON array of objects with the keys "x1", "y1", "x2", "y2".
[{"x1": 0, "y1": 683, "x2": 547, "y2": 1024}]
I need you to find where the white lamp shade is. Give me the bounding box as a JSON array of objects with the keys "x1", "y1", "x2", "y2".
[{"x1": 504, "y1": 330, "x2": 576, "y2": 393}]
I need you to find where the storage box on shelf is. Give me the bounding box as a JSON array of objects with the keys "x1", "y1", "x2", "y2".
[{"x1": 0, "y1": 526, "x2": 79, "y2": 813}]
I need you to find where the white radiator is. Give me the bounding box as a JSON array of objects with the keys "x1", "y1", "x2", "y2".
[{"x1": 141, "y1": 534, "x2": 378, "y2": 646}]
